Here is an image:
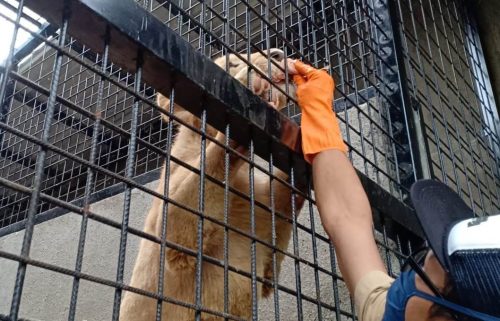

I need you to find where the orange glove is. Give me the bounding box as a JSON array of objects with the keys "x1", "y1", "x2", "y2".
[{"x1": 288, "y1": 59, "x2": 348, "y2": 164}]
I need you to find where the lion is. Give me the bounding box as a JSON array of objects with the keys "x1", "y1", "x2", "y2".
[{"x1": 120, "y1": 48, "x2": 304, "y2": 320}]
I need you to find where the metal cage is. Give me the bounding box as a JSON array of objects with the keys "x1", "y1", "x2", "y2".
[{"x1": 0, "y1": 0, "x2": 498, "y2": 320}]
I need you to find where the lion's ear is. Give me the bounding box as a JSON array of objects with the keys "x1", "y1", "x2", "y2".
[
  {"x1": 227, "y1": 54, "x2": 241, "y2": 68},
  {"x1": 214, "y1": 54, "x2": 240, "y2": 70},
  {"x1": 157, "y1": 93, "x2": 169, "y2": 107},
  {"x1": 213, "y1": 55, "x2": 227, "y2": 68}
]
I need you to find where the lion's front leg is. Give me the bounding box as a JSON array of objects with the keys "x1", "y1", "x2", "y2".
[
  {"x1": 120, "y1": 203, "x2": 162, "y2": 321},
  {"x1": 165, "y1": 130, "x2": 246, "y2": 272}
]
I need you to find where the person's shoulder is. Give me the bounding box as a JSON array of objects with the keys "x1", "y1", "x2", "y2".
[
  {"x1": 355, "y1": 270, "x2": 394, "y2": 297},
  {"x1": 355, "y1": 270, "x2": 394, "y2": 321}
]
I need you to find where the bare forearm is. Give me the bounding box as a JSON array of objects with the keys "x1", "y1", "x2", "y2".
[
  {"x1": 312, "y1": 149, "x2": 386, "y2": 293},
  {"x1": 313, "y1": 150, "x2": 371, "y2": 230},
  {"x1": 286, "y1": 58, "x2": 386, "y2": 294}
]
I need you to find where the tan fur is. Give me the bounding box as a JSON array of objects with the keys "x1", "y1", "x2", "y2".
[{"x1": 120, "y1": 49, "x2": 304, "y2": 320}]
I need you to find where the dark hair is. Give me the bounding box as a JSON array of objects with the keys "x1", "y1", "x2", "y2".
[{"x1": 428, "y1": 277, "x2": 478, "y2": 321}]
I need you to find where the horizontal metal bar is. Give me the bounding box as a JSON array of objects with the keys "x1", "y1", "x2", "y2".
[
  {"x1": 23, "y1": 0, "x2": 423, "y2": 239},
  {"x1": 12, "y1": 23, "x2": 59, "y2": 65},
  {"x1": 0, "y1": 169, "x2": 162, "y2": 237},
  {"x1": 0, "y1": 0, "x2": 42, "y2": 28}
]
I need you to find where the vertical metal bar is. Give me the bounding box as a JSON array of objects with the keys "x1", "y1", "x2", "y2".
[
  {"x1": 289, "y1": 166, "x2": 303, "y2": 321},
  {"x1": 0, "y1": 0, "x2": 24, "y2": 173},
  {"x1": 67, "y1": 26, "x2": 110, "y2": 321},
  {"x1": 348, "y1": 0, "x2": 371, "y2": 176},
  {"x1": 373, "y1": 0, "x2": 405, "y2": 197},
  {"x1": 0, "y1": 80, "x2": 15, "y2": 151},
  {"x1": 382, "y1": 224, "x2": 393, "y2": 276},
  {"x1": 297, "y1": 0, "x2": 304, "y2": 67},
  {"x1": 393, "y1": 0, "x2": 434, "y2": 180},
  {"x1": 195, "y1": 2, "x2": 208, "y2": 321},
  {"x1": 248, "y1": 137, "x2": 258, "y2": 321},
  {"x1": 245, "y1": 0, "x2": 251, "y2": 88},
  {"x1": 396, "y1": 0, "x2": 432, "y2": 183},
  {"x1": 223, "y1": 123, "x2": 230, "y2": 321},
  {"x1": 194, "y1": 108, "x2": 208, "y2": 321},
  {"x1": 306, "y1": 175, "x2": 322, "y2": 320},
  {"x1": 9, "y1": 2, "x2": 70, "y2": 320},
  {"x1": 328, "y1": 245, "x2": 341, "y2": 321},
  {"x1": 282, "y1": 3, "x2": 292, "y2": 116},
  {"x1": 156, "y1": 87, "x2": 176, "y2": 321},
  {"x1": 199, "y1": 0, "x2": 207, "y2": 54},
  {"x1": 332, "y1": 0, "x2": 352, "y2": 159},
  {"x1": 221, "y1": 0, "x2": 231, "y2": 319},
  {"x1": 349, "y1": 290, "x2": 356, "y2": 318},
  {"x1": 395, "y1": 234, "x2": 407, "y2": 271},
  {"x1": 360, "y1": 0, "x2": 384, "y2": 187},
  {"x1": 264, "y1": 0, "x2": 272, "y2": 106},
  {"x1": 268, "y1": 153, "x2": 280, "y2": 321},
  {"x1": 279, "y1": 0, "x2": 291, "y2": 118},
  {"x1": 111, "y1": 50, "x2": 143, "y2": 321},
  {"x1": 222, "y1": 0, "x2": 230, "y2": 73},
  {"x1": 307, "y1": 0, "x2": 318, "y2": 65},
  {"x1": 0, "y1": 0, "x2": 23, "y2": 105}
]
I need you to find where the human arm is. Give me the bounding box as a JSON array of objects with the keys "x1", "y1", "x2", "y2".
[
  {"x1": 312, "y1": 150, "x2": 386, "y2": 294},
  {"x1": 288, "y1": 59, "x2": 387, "y2": 294}
]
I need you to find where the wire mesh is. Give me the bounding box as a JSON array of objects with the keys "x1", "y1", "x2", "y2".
[
  {"x1": 0, "y1": 0, "x2": 497, "y2": 320},
  {"x1": 0, "y1": 0, "x2": 410, "y2": 230},
  {"x1": 393, "y1": 0, "x2": 500, "y2": 215},
  {"x1": 0, "y1": 29, "x2": 166, "y2": 227}
]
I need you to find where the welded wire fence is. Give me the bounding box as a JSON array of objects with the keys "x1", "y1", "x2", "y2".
[
  {"x1": 0, "y1": 0, "x2": 415, "y2": 231},
  {"x1": 393, "y1": 0, "x2": 500, "y2": 215},
  {"x1": 0, "y1": 0, "x2": 498, "y2": 320}
]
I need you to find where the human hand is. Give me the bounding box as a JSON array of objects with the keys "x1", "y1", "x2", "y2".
[
  {"x1": 287, "y1": 59, "x2": 334, "y2": 108},
  {"x1": 287, "y1": 59, "x2": 347, "y2": 163}
]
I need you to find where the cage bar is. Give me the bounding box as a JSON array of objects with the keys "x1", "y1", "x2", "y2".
[{"x1": 0, "y1": 0, "x2": 498, "y2": 320}]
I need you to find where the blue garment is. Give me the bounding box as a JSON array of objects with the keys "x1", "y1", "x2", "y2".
[
  {"x1": 381, "y1": 270, "x2": 500, "y2": 321},
  {"x1": 381, "y1": 271, "x2": 415, "y2": 321}
]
